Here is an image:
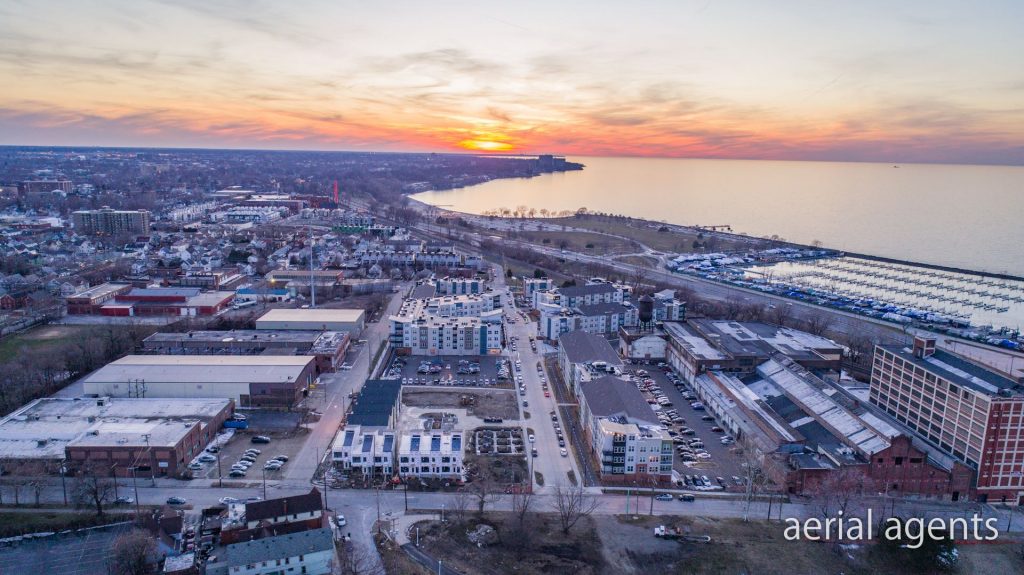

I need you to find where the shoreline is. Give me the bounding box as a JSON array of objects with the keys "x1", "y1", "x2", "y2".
[{"x1": 406, "y1": 194, "x2": 1022, "y2": 282}]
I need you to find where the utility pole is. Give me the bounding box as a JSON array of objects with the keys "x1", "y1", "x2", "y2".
[
  {"x1": 60, "y1": 459, "x2": 68, "y2": 506},
  {"x1": 217, "y1": 452, "x2": 223, "y2": 487},
  {"x1": 131, "y1": 467, "x2": 140, "y2": 516},
  {"x1": 309, "y1": 224, "x2": 316, "y2": 308},
  {"x1": 262, "y1": 468, "x2": 267, "y2": 500},
  {"x1": 143, "y1": 433, "x2": 154, "y2": 486}
]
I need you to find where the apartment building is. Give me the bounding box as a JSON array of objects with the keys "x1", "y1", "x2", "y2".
[
  {"x1": 537, "y1": 301, "x2": 638, "y2": 341},
  {"x1": 72, "y1": 207, "x2": 150, "y2": 236},
  {"x1": 870, "y1": 337, "x2": 1024, "y2": 504},
  {"x1": 396, "y1": 429, "x2": 465, "y2": 479},
  {"x1": 434, "y1": 276, "x2": 486, "y2": 295},
  {"x1": 579, "y1": 375, "x2": 672, "y2": 484},
  {"x1": 389, "y1": 296, "x2": 503, "y2": 356}
]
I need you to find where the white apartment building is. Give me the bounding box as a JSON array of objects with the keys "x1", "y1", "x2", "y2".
[
  {"x1": 537, "y1": 301, "x2": 638, "y2": 341},
  {"x1": 331, "y1": 425, "x2": 396, "y2": 476},
  {"x1": 391, "y1": 315, "x2": 502, "y2": 355},
  {"x1": 522, "y1": 277, "x2": 553, "y2": 298},
  {"x1": 397, "y1": 430, "x2": 465, "y2": 479},
  {"x1": 425, "y1": 292, "x2": 503, "y2": 317},
  {"x1": 434, "y1": 276, "x2": 486, "y2": 295},
  {"x1": 531, "y1": 280, "x2": 631, "y2": 310}
]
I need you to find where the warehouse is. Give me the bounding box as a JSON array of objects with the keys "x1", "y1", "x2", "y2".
[
  {"x1": 0, "y1": 396, "x2": 233, "y2": 478},
  {"x1": 142, "y1": 329, "x2": 350, "y2": 373},
  {"x1": 80, "y1": 355, "x2": 317, "y2": 408},
  {"x1": 255, "y1": 308, "x2": 365, "y2": 333}
]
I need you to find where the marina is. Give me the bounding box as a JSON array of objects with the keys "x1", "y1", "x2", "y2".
[{"x1": 738, "y1": 256, "x2": 1024, "y2": 348}]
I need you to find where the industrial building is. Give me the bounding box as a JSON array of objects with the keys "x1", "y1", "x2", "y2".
[
  {"x1": 142, "y1": 329, "x2": 350, "y2": 373},
  {"x1": 618, "y1": 326, "x2": 670, "y2": 361},
  {"x1": 870, "y1": 337, "x2": 1024, "y2": 504},
  {"x1": 0, "y1": 397, "x2": 233, "y2": 479},
  {"x1": 80, "y1": 355, "x2": 317, "y2": 408},
  {"x1": 89, "y1": 286, "x2": 236, "y2": 317},
  {"x1": 65, "y1": 282, "x2": 132, "y2": 314},
  {"x1": 71, "y1": 207, "x2": 151, "y2": 236},
  {"x1": 255, "y1": 308, "x2": 365, "y2": 333},
  {"x1": 665, "y1": 319, "x2": 843, "y2": 384}
]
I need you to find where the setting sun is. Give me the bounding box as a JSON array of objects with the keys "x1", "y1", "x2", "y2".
[{"x1": 458, "y1": 139, "x2": 515, "y2": 152}]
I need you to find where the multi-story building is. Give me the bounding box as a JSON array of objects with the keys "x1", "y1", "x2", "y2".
[
  {"x1": 557, "y1": 330, "x2": 624, "y2": 397},
  {"x1": 532, "y1": 280, "x2": 631, "y2": 310},
  {"x1": 71, "y1": 207, "x2": 151, "y2": 236},
  {"x1": 870, "y1": 337, "x2": 1024, "y2": 504},
  {"x1": 578, "y1": 375, "x2": 672, "y2": 484},
  {"x1": 143, "y1": 329, "x2": 350, "y2": 373},
  {"x1": 389, "y1": 295, "x2": 503, "y2": 356},
  {"x1": 522, "y1": 277, "x2": 553, "y2": 299},
  {"x1": 434, "y1": 276, "x2": 486, "y2": 295},
  {"x1": 424, "y1": 292, "x2": 503, "y2": 317},
  {"x1": 65, "y1": 282, "x2": 132, "y2": 314},
  {"x1": 537, "y1": 301, "x2": 638, "y2": 341},
  {"x1": 650, "y1": 289, "x2": 686, "y2": 321},
  {"x1": 331, "y1": 379, "x2": 402, "y2": 477},
  {"x1": 396, "y1": 428, "x2": 465, "y2": 479},
  {"x1": 390, "y1": 315, "x2": 502, "y2": 356},
  {"x1": 222, "y1": 206, "x2": 283, "y2": 223},
  {"x1": 18, "y1": 179, "x2": 73, "y2": 195}
]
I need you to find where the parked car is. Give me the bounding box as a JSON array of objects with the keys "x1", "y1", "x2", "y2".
[
  {"x1": 678, "y1": 494, "x2": 696, "y2": 502},
  {"x1": 114, "y1": 496, "x2": 135, "y2": 505},
  {"x1": 273, "y1": 455, "x2": 289, "y2": 462},
  {"x1": 245, "y1": 449, "x2": 261, "y2": 455},
  {"x1": 198, "y1": 454, "x2": 216, "y2": 463},
  {"x1": 229, "y1": 470, "x2": 247, "y2": 478},
  {"x1": 251, "y1": 436, "x2": 271, "y2": 444},
  {"x1": 219, "y1": 497, "x2": 240, "y2": 504},
  {"x1": 560, "y1": 447, "x2": 568, "y2": 457},
  {"x1": 655, "y1": 494, "x2": 673, "y2": 501},
  {"x1": 166, "y1": 496, "x2": 187, "y2": 505},
  {"x1": 335, "y1": 514, "x2": 347, "y2": 527}
]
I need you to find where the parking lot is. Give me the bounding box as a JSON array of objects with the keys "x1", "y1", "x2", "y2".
[
  {"x1": 188, "y1": 422, "x2": 309, "y2": 485},
  {"x1": 623, "y1": 364, "x2": 746, "y2": 490},
  {"x1": 386, "y1": 355, "x2": 513, "y2": 388}
]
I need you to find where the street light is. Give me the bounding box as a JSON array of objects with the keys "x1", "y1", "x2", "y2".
[{"x1": 59, "y1": 459, "x2": 68, "y2": 506}]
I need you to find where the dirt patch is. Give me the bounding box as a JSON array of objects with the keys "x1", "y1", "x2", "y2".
[
  {"x1": 464, "y1": 453, "x2": 528, "y2": 486},
  {"x1": 417, "y1": 513, "x2": 606, "y2": 575},
  {"x1": 402, "y1": 388, "x2": 519, "y2": 420}
]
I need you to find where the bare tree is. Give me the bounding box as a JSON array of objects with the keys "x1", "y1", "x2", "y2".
[
  {"x1": 768, "y1": 304, "x2": 794, "y2": 327},
  {"x1": 467, "y1": 476, "x2": 502, "y2": 517},
  {"x1": 809, "y1": 466, "x2": 875, "y2": 522},
  {"x1": 338, "y1": 540, "x2": 385, "y2": 575},
  {"x1": 450, "y1": 489, "x2": 471, "y2": 523},
  {"x1": 722, "y1": 297, "x2": 744, "y2": 320},
  {"x1": 738, "y1": 436, "x2": 767, "y2": 522},
  {"x1": 109, "y1": 529, "x2": 156, "y2": 575},
  {"x1": 509, "y1": 484, "x2": 535, "y2": 528},
  {"x1": 551, "y1": 482, "x2": 600, "y2": 535},
  {"x1": 73, "y1": 464, "x2": 116, "y2": 517},
  {"x1": 803, "y1": 312, "x2": 834, "y2": 337}
]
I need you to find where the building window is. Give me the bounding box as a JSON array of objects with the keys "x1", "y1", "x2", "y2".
[{"x1": 894, "y1": 457, "x2": 903, "y2": 466}]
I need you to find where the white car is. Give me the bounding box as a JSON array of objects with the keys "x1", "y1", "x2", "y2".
[
  {"x1": 560, "y1": 448, "x2": 568, "y2": 457},
  {"x1": 529, "y1": 434, "x2": 536, "y2": 443},
  {"x1": 187, "y1": 462, "x2": 203, "y2": 470},
  {"x1": 696, "y1": 452, "x2": 713, "y2": 459},
  {"x1": 198, "y1": 454, "x2": 216, "y2": 463},
  {"x1": 219, "y1": 496, "x2": 240, "y2": 505},
  {"x1": 335, "y1": 514, "x2": 347, "y2": 527}
]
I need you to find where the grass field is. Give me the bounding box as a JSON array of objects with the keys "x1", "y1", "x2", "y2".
[
  {"x1": 547, "y1": 216, "x2": 768, "y2": 254},
  {"x1": 511, "y1": 230, "x2": 640, "y2": 255},
  {"x1": 0, "y1": 325, "x2": 95, "y2": 363}
]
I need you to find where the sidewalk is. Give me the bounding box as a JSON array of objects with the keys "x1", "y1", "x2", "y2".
[{"x1": 392, "y1": 512, "x2": 436, "y2": 545}]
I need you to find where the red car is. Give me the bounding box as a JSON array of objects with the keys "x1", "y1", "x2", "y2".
[{"x1": 544, "y1": 391, "x2": 550, "y2": 397}]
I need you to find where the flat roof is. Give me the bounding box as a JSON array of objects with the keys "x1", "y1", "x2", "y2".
[
  {"x1": 663, "y1": 321, "x2": 727, "y2": 360},
  {"x1": 559, "y1": 330, "x2": 623, "y2": 365},
  {"x1": 0, "y1": 397, "x2": 231, "y2": 459},
  {"x1": 882, "y1": 346, "x2": 1018, "y2": 396},
  {"x1": 81, "y1": 355, "x2": 314, "y2": 385},
  {"x1": 256, "y1": 308, "x2": 364, "y2": 323},
  {"x1": 68, "y1": 283, "x2": 129, "y2": 300}
]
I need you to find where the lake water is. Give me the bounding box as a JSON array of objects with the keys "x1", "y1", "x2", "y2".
[{"x1": 412, "y1": 156, "x2": 1024, "y2": 276}]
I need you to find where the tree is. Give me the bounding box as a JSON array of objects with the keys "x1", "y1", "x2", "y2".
[
  {"x1": 338, "y1": 540, "x2": 385, "y2": 575},
  {"x1": 109, "y1": 529, "x2": 156, "y2": 575},
  {"x1": 73, "y1": 464, "x2": 116, "y2": 517},
  {"x1": 450, "y1": 489, "x2": 471, "y2": 523},
  {"x1": 803, "y1": 312, "x2": 834, "y2": 336},
  {"x1": 551, "y1": 482, "x2": 599, "y2": 534},
  {"x1": 509, "y1": 484, "x2": 535, "y2": 528},
  {"x1": 809, "y1": 466, "x2": 874, "y2": 523},
  {"x1": 738, "y1": 436, "x2": 767, "y2": 522},
  {"x1": 468, "y1": 476, "x2": 502, "y2": 516},
  {"x1": 769, "y1": 303, "x2": 794, "y2": 327}
]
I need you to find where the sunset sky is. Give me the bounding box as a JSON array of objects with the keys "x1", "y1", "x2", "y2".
[{"x1": 1, "y1": 1, "x2": 1022, "y2": 164}]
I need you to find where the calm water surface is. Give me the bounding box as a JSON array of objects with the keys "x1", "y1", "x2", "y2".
[{"x1": 413, "y1": 157, "x2": 1024, "y2": 276}]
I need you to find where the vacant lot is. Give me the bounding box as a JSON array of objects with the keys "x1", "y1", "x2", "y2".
[
  {"x1": 402, "y1": 389, "x2": 520, "y2": 420},
  {"x1": 548, "y1": 215, "x2": 771, "y2": 254},
  {"x1": 0, "y1": 325, "x2": 96, "y2": 363},
  {"x1": 416, "y1": 512, "x2": 606, "y2": 575},
  {"x1": 595, "y1": 514, "x2": 1024, "y2": 575},
  {"x1": 0, "y1": 520, "x2": 136, "y2": 575}
]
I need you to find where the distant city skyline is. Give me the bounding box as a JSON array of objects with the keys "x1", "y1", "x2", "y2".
[{"x1": 1, "y1": 1, "x2": 1023, "y2": 165}]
